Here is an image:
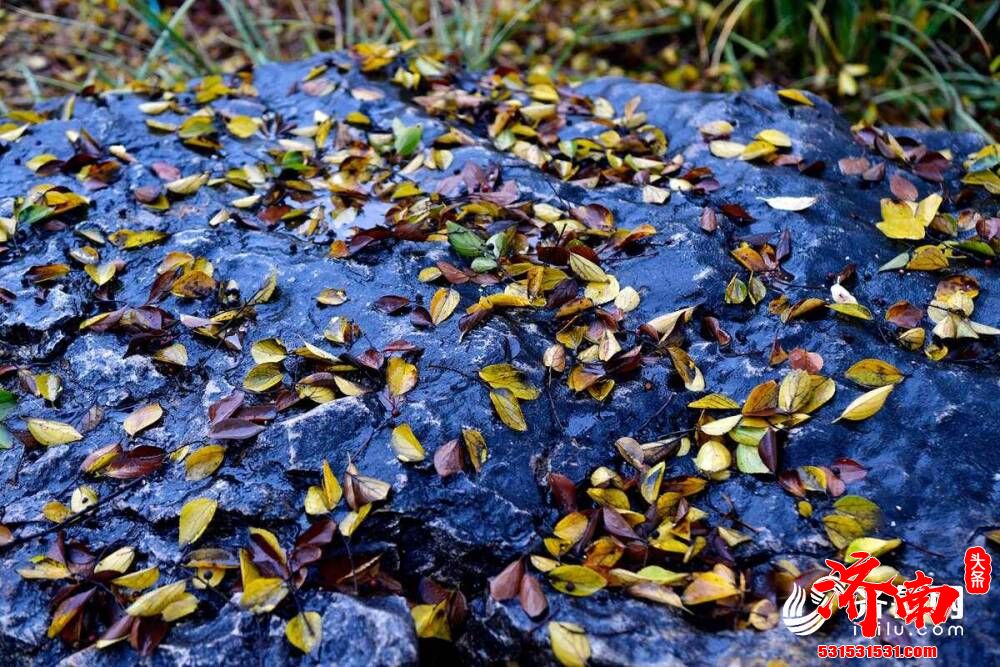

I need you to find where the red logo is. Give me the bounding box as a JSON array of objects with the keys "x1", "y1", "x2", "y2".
[
  {"x1": 964, "y1": 546, "x2": 992, "y2": 595},
  {"x1": 811, "y1": 552, "x2": 959, "y2": 638}
]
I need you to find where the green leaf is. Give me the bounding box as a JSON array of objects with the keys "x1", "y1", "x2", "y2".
[
  {"x1": 0, "y1": 389, "x2": 15, "y2": 421},
  {"x1": 392, "y1": 118, "x2": 422, "y2": 157},
  {"x1": 446, "y1": 222, "x2": 485, "y2": 259}
]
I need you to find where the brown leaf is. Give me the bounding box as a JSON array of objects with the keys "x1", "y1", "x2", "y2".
[
  {"x1": 518, "y1": 574, "x2": 548, "y2": 618},
  {"x1": 742, "y1": 380, "x2": 778, "y2": 416},
  {"x1": 549, "y1": 473, "x2": 577, "y2": 513},
  {"x1": 208, "y1": 418, "x2": 264, "y2": 440},
  {"x1": 699, "y1": 207, "x2": 717, "y2": 233},
  {"x1": 433, "y1": 439, "x2": 463, "y2": 477},
  {"x1": 758, "y1": 428, "x2": 778, "y2": 473},
  {"x1": 489, "y1": 559, "x2": 524, "y2": 601},
  {"x1": 838, "y1": 157, "x2": 870, "y2": 175},
  {"x1": 890, "y1": 173, "x2": 918, "y2": 201}
]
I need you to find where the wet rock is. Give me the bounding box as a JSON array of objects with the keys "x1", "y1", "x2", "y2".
[{"x1": 0, "y1": 51, "x2": 997, "y2": 666}]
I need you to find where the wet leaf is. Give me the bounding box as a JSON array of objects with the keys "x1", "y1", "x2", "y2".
[
  {"x1": 386, "y1": 357, "x2": 418, "y2": 396},
  {"x1": 548, "y1": 565, "x2": 607, "y2": 596},
  {"x1": 762, "y1": 196, "x2": 817, "y2": 211},
  {"x1": 489, "y1": 389, "x2": 527, "y2": 431},
  {"x1": 777, "y1": 88, "x2": 814, "y2": 106},
  {"x1": 834, "y1": 385, "x2": 894, "y2": 422},
  {"x1": 549, "y1": 621, "x2": 590, "y2": 667},
  {"x1": 390, "y1": 423, "x2": 426, "y2": 462},
  {"x1": 305, "y1": 460, "x2": 342, "y2": 514},
  {"x1": 124, "y1": 403, "x2": 163, "y2": 436},
  {"x1": 185, "y1": 445, "x2": 225, "y2": 480},
  {"x1": 681, "y1": 571, "x2": 740, "y2": 605},
  {"x1": 285, "y1": 612, "x2": 322, "y2": 654},
  {"x1": 411, "y1": 599, "x2": 450, "y2": 640},
  {"x1": 430, "y1": 287, "x2": 460, "y2": 325},
  {"x1": 27, "y1": 418, "x2": 82, "y2": 446},
  {"x1": 178, "y1": 498, "x2": 218, "y2": 546},
  {"x1": 844, "y1": 359, "x2": 904, "y2": 388}
]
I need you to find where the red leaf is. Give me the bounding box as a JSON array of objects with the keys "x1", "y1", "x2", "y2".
[
  {"x1": 208, "y1": 418, "x2": 264, "y2": 440},
  {"x1": 374, "y1": 295, "x2": 410, "y2": 314},
  {"x1": 489, "y1": 559, "x2": 524, "y2": 601},
  {"x1": 518, "y1": 573, "x2": 548, "y2": 618},
  {"x1": 433, "y1": 439, "x2": 464, "y2": 477},
  {"x1": 889, "y1": 173, "x2": 918, "y2": 201}
]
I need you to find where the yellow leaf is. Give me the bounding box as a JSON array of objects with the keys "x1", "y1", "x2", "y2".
[
  {"x1": 126, "y1": 580, "x2": 187, "y2": 617},
  {"x1": 153, "y1": 343, "x2": 188, "y2": 366},
  {"x1": 694, "y1": 441, "x2": 731, "y2": 473},
  {"x1": 844, "y1": 537, "x2": 902, "y2": 562},
  {"x1": 386, "y1": 357, "x2": 418, "y2": 396},
  {"x1": 84, "y1": 262, "x2": 117, "y2": 286},
  {"x1": 755, "y1": 129, "x2": 791, "y2": 148},
  {"x1": 640, "y1": 461, "x2": 665, "y2": 505},
  {"x1": 709, "y1": 140, "x2": 746, "y2": 158},
  {"x1": 645, "y1": 306, "x2": 696, "y2": 338},
  {"x1": 549, "y1": 621, "x2": 591, "y2": 667},
  {"x1": 286, "y1": 611, "x2": 323, "y2": 653},
  {"x1": 875, "y1": 199, "x2": 924, "y2": 240},
  {"x1": 688, "y1": 393, "x2": 740, "y2": 410},
  {"x1": 243, "y1": 362, "x2": 285, "y2": 392},
  {"x1": 906, "y1": 245, "x2": 948, "y2": 271},
  {"x1": 249, "y1": 269, "x2": 279, "y2": 305},
  {"x1": 489, "y1": 389, "x2": 527, "y2": 431},
  {"x1": 778, "y1": 369, "x2": 813, "y2": 413},
  {"x1": 35, "y1": 373, "x2": 62, "y2": 402},
  {"x1": 124, "y1": 402, "x2": 163, "y2": 436},
  {"x1": 479, "y1": 364, "x2": 540, "y2": 399},
  {"x1": 828, "y1": 303, "x2": 873, "y2": 320},
  {"x1": 412, "y1": 600, "x2": 451, "y2": 640},
  {"x1": 165, "y1": 173, "x2": 209, "y2": 195},
  {"x1": 226, "y1": 115, "x2": 261, "y2": 139},
  {"x1": 390, "y1": 423, "x2": 426, "y2": 462},
  {"x1": 834, "y1": 384, "x2": 894, "y2": 422},
  {"x1": 338, "y1": 503, "x2": 372, "y2": 537},
  {"x1": 568, "y1": 254, "x2": 608, "y2": 283},
  {"x1": 667, "y1": 347, "x2": 704, "y2": 391},
  {"x1": 844, "y1": 359, "x2": 904, "y2": 388},
  {"x1": 741, "y1": 140, "x2": 778, "y2": 161},
  {"x1": 305, "y1": 460, "x2": 342, "y2": 514},
  {"x1": 777, "y1": 88, "x2": 814, "y2": 106},
  {"x1": 251, "y1": 338, "x2": 287, "y2": 364},
  {"x1": 27, "y1": 418, "x2": 82, "y2": 446},
  {"x1": 699, "y1": 120, "x2": 734, "y2": 136},
  {"x1": 240, "y1": 576, "x2": 289, "y2": 613},
  {"x1": 109, "y1": 229, "x2": 169, "y2": 249},
  {"x1": 178, "y1": 497, "x2": 218, "y2": 546},
  {"x1": 95, "y1": 547, "x2": 136, "y2": 574},
  {"x1": 548, "y1": 565, "x2": 607, "y2": 597},
  {"x1": 112, "y1": 566, "x2": 160, "y2": 591},
  {"x1": 317, "y1": 288, "x2": 348, "y2": 305},
  {"x1": 699, "y1": 414, "x2": 742, "y2": 436},
  {"x1": 681, "y1": 571, "x2": 740, "y2": 605},
  {"x1": 185, "y1": 445, "x2": 226, "y2": 480},
  {"x1": 162, "y1": 593, "x2": 198, "y2": 621},
  {"x1": 429, "y1": 287, "x2": 460, "y2": 325}
]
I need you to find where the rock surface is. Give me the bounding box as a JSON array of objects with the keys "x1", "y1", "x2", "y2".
[{"x1": 0, "y1": 52, "x2": 997, "y2": 666}]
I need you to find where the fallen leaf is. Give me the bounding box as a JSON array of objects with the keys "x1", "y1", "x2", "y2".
[
  {"x1": 178, "y1": 498, "x2": 218, "y2": 546},
  {"x1": 124, "y1": 403, "x2": 163, "y2": 436},
  {"x1": 834, "y1": 385, "x2": 894, "y2": 422},
  {"x1": 761, "y1": 196, "x2": 817, "y2": 211},
  {"x1": 549, "y1": 621, "x2": 591, "y2": 667}
]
